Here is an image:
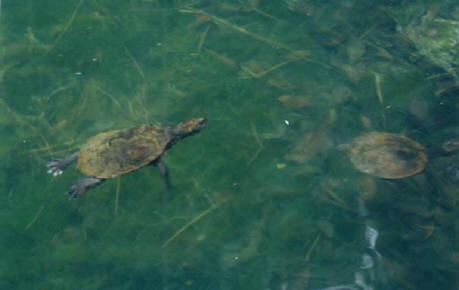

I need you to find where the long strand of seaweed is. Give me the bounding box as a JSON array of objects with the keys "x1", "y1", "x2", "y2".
[{"x1": 162, "y1": 200, "x2": 223, "y2": 248}]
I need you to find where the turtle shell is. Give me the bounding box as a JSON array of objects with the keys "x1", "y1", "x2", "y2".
[
  {"x1": 76, "y1": 125, "x2": 171, "y2": 178},
  {"x1": 348, "y1": 132, "x2": 428, "y2": 179}
]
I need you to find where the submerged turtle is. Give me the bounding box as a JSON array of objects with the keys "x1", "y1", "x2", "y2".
[
  {"x1": 342, "y1": 132, "x2": 458, "y2": 179},
  {"x1": 47, "y1": 118, "x2": 207, "y2": 198}
]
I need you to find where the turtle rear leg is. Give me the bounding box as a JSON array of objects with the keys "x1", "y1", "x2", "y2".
[
  {"x1": 68, "y1": 177, "x2": 105, "y2": 199},
  {"x1": 47, "y1": 151, "x2": 79, "y2": 176}
]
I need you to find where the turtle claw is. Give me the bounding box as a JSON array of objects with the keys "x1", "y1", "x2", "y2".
[
  {"x1": 66, "y1": 177, "x2": 104, "y2": 199},
  {"x1": 68, "y1": 182, "x2": 85, "y2": 199},
  {"x1": 46, "y1": 152, "x2": 79, "y2": 177},
  {"x1": 46, "y1": 159, "x2": 66, "y2": 176}
]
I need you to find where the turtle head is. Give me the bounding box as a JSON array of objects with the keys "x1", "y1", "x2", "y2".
[{"x1": 172, "y1": 117, "x2": 207, "y2": 139}]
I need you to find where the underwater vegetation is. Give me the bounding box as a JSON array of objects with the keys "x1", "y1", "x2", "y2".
[{"x1": 0, "y1": 0, "x2": 458, "y2": 289}]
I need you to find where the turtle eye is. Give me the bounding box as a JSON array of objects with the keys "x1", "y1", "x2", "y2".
[{"x1": 198, "y1": 118, "x2": 207, "y2": 127}]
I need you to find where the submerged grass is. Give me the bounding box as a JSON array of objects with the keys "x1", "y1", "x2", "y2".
[{"x1": 0, "y1": 0, "x2": 458, "y2": 289}]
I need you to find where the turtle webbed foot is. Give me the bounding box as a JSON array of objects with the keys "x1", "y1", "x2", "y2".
[
  {"x1": 67, "y1": 177, "x2": 104, "y2": 199},
  {"x1": 47, "y1": 159, "x2": 66, "y2": 176},
  {"x1": 47, "y1": 152, "x2": 79, "y2": 177},
  {"x1": 68, "y1": 182, "x2": 85, "y2": 199}
]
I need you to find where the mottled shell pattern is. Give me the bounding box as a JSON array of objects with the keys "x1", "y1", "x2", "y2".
[{"x1": 77, "y1": 125, "x2": 171, "y2": 178}]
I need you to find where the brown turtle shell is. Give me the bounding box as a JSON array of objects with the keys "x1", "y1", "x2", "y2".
[
  {"x1": 76, "y1": 125, "x2": 171, "y2": 178},
  {"x1": 349, "y1": 132, "x2": 428, "y2": 179}
]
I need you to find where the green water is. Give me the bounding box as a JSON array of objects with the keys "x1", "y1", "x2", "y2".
[{"x1": 1, "y1": 1, "x2": 458, "y2": 289}]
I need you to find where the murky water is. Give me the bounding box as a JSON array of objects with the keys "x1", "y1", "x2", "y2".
[{"x1": 1, "y1": 1, "x2": 458, "y2": 289}]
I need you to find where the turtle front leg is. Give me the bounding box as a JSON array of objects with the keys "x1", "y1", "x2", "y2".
[
  {"x1": 68, "y1": 177, "x2": 105, "y2": 199},
  {"x1": 156, "y1": 159, "x2": 171, "y2": 190},
  {"x1": 47, "y1": 151, "x2": 79, "y2": 177}
]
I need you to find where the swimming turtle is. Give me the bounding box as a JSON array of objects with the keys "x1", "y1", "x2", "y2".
[
  {"x1": 47, "y1": 118, "x2": 207, "y2": 198},
  {"x1": 342, "y1": 132, "x2": 458, "y2": 179}
]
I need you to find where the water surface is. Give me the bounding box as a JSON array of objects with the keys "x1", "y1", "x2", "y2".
[{"x1": 1, "y1": 1, "x2": 458, "y2": 289}]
